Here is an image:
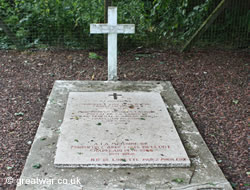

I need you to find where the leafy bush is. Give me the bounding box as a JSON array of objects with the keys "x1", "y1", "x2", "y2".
[
  {"x1": 1, "y1": 0, "x2": 104, "y2": 48},
  {"x1": 0, "y1": 0, "x2": 248, "y2": 49},
  {"x1": 149, "y1": 0, "x2": 212, "y2": 44}
]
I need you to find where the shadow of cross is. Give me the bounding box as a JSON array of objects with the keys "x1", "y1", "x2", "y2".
[
  {"x1": 90, "y1": 7, "x2": 135, "y2": 81},
  {"x1": 109, "y1": 93, "x2": 122, "y2": 100}
]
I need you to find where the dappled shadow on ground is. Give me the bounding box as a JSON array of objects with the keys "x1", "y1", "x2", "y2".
[{"x1": 0, "y1": 48, "x2": 248, "y2": 189}]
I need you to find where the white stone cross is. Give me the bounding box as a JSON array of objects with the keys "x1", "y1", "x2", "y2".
[{"x1": 90, "y1": 7, "x2": 135, "y2": 81}]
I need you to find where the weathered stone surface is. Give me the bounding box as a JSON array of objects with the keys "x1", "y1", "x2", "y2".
[
  {"x1": 54, "y1": 92, "x2": 190, "y2": 168},
  {"x1": 17, "y1": 81, "x2": 233, "y2": 190}
]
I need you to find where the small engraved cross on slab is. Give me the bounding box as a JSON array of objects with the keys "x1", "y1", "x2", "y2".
[{"x1": 109, "y1": 93, "x2": 122, "y2": 100}]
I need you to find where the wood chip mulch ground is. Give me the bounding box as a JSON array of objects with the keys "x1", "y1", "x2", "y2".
[{"x1": 0, "y1": 48, "x2": 249, "y2": 190}]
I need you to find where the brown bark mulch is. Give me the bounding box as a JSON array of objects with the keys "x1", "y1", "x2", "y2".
[{"x1": 0, "y1": 48, "x2": 249, "y2": 189}]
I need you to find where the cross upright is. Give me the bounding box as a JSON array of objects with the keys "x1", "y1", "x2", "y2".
[{"x1": 90, "y1": 7, "x2": 135, "y2": 81}]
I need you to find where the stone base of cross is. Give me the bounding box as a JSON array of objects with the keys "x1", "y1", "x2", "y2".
[{"x1": 90, "y1": 7, "x2": 135, "y2": 81}]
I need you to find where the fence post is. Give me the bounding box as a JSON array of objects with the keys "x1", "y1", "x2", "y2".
[{"x1": 182, "y1": 0, "x2": 228, "y2": 52}]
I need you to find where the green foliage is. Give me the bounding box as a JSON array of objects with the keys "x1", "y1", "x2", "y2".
[
  {"x1": 32, "y1": 163, "x2": 42, "y2": 169},
  {"x1": 115, "y1": 0, "x2": 151, "y2": 41},
  {"x1": 172, "y1": 178, "x2": 184, "y2": 183},
  {"x1": 89, "y1": 52, "x2": 102, "y2": 59},
  {"x1": 14, "y1": 112, "x2": 24, "y2": 116},
  {"x1": 1, "y1": 0, "x2": 104, "y2": 47},
  {"x1": 0, "y1": 0, "x2": 248, "y2": 49},
  {"x1": 150, "y1": 0, "x2": 212, "y2": 44}
]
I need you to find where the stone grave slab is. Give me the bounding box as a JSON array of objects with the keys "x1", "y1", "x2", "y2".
[
  {"x1": 54, "y1": 92, "x2": 190, "y2": 168},
  {"x1": 16, "y1": 81, "x2": 233, "y2": 190}
]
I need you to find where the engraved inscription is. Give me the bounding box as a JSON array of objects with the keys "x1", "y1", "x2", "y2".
[{"x1": 70, "y1": 101, "x2": 157, "y2": 124}]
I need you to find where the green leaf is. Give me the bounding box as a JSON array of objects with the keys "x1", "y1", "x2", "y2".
[
  {"x1": 232, "y1": 99, "x2": 239, "y2": 104},
  {"x1": 89, "y1": 52, "x2": 102, "y2": 59},
  {"x1": 40, "y1": 137, "x2": 46, "y2": 141},
  {"x1": 121, "y1": 159, "x2": 126, "y2": 162},
  {"x1": 97, "y1": 122, "x2": 102, "y2": 126},
  {"x1": 14, "y1": 112, "x2": 24, "y2": 116},
  {"x1": 27, "y1": 141, "x2": 32, "y2": 145},
  {"x1": 217, "y1": 159, "x2": 222, "y2": 163},
  {"x1": 193, "y1": 6, "x2": 200, "y2": 11},
  {"x1": 74, "y1": 139, "x2": 79, "y2": 142},
  {"x1": 19, "y1": 17, "x2": 29, "y2": 24},
  {"x1": 7, "y1": 166, "x2": 13, "y2": 170},
  {"x1": 207, "y1": 182, "x2": 216, "y2": 186},
  {"x1": 172, "y1": 178, "x2": 184, "y2": 183},
  {"x1": 32, "y1": 163, "x2": 41, "y2": 169}
]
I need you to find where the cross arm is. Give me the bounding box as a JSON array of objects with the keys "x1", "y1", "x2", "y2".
[{"x1": 90, "y1": 24, "x2": 135, "y2": 34}]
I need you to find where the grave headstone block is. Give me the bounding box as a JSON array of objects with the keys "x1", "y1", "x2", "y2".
[{"x1": 54, "y1": 92, "x2": 190, "y2": 168}]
